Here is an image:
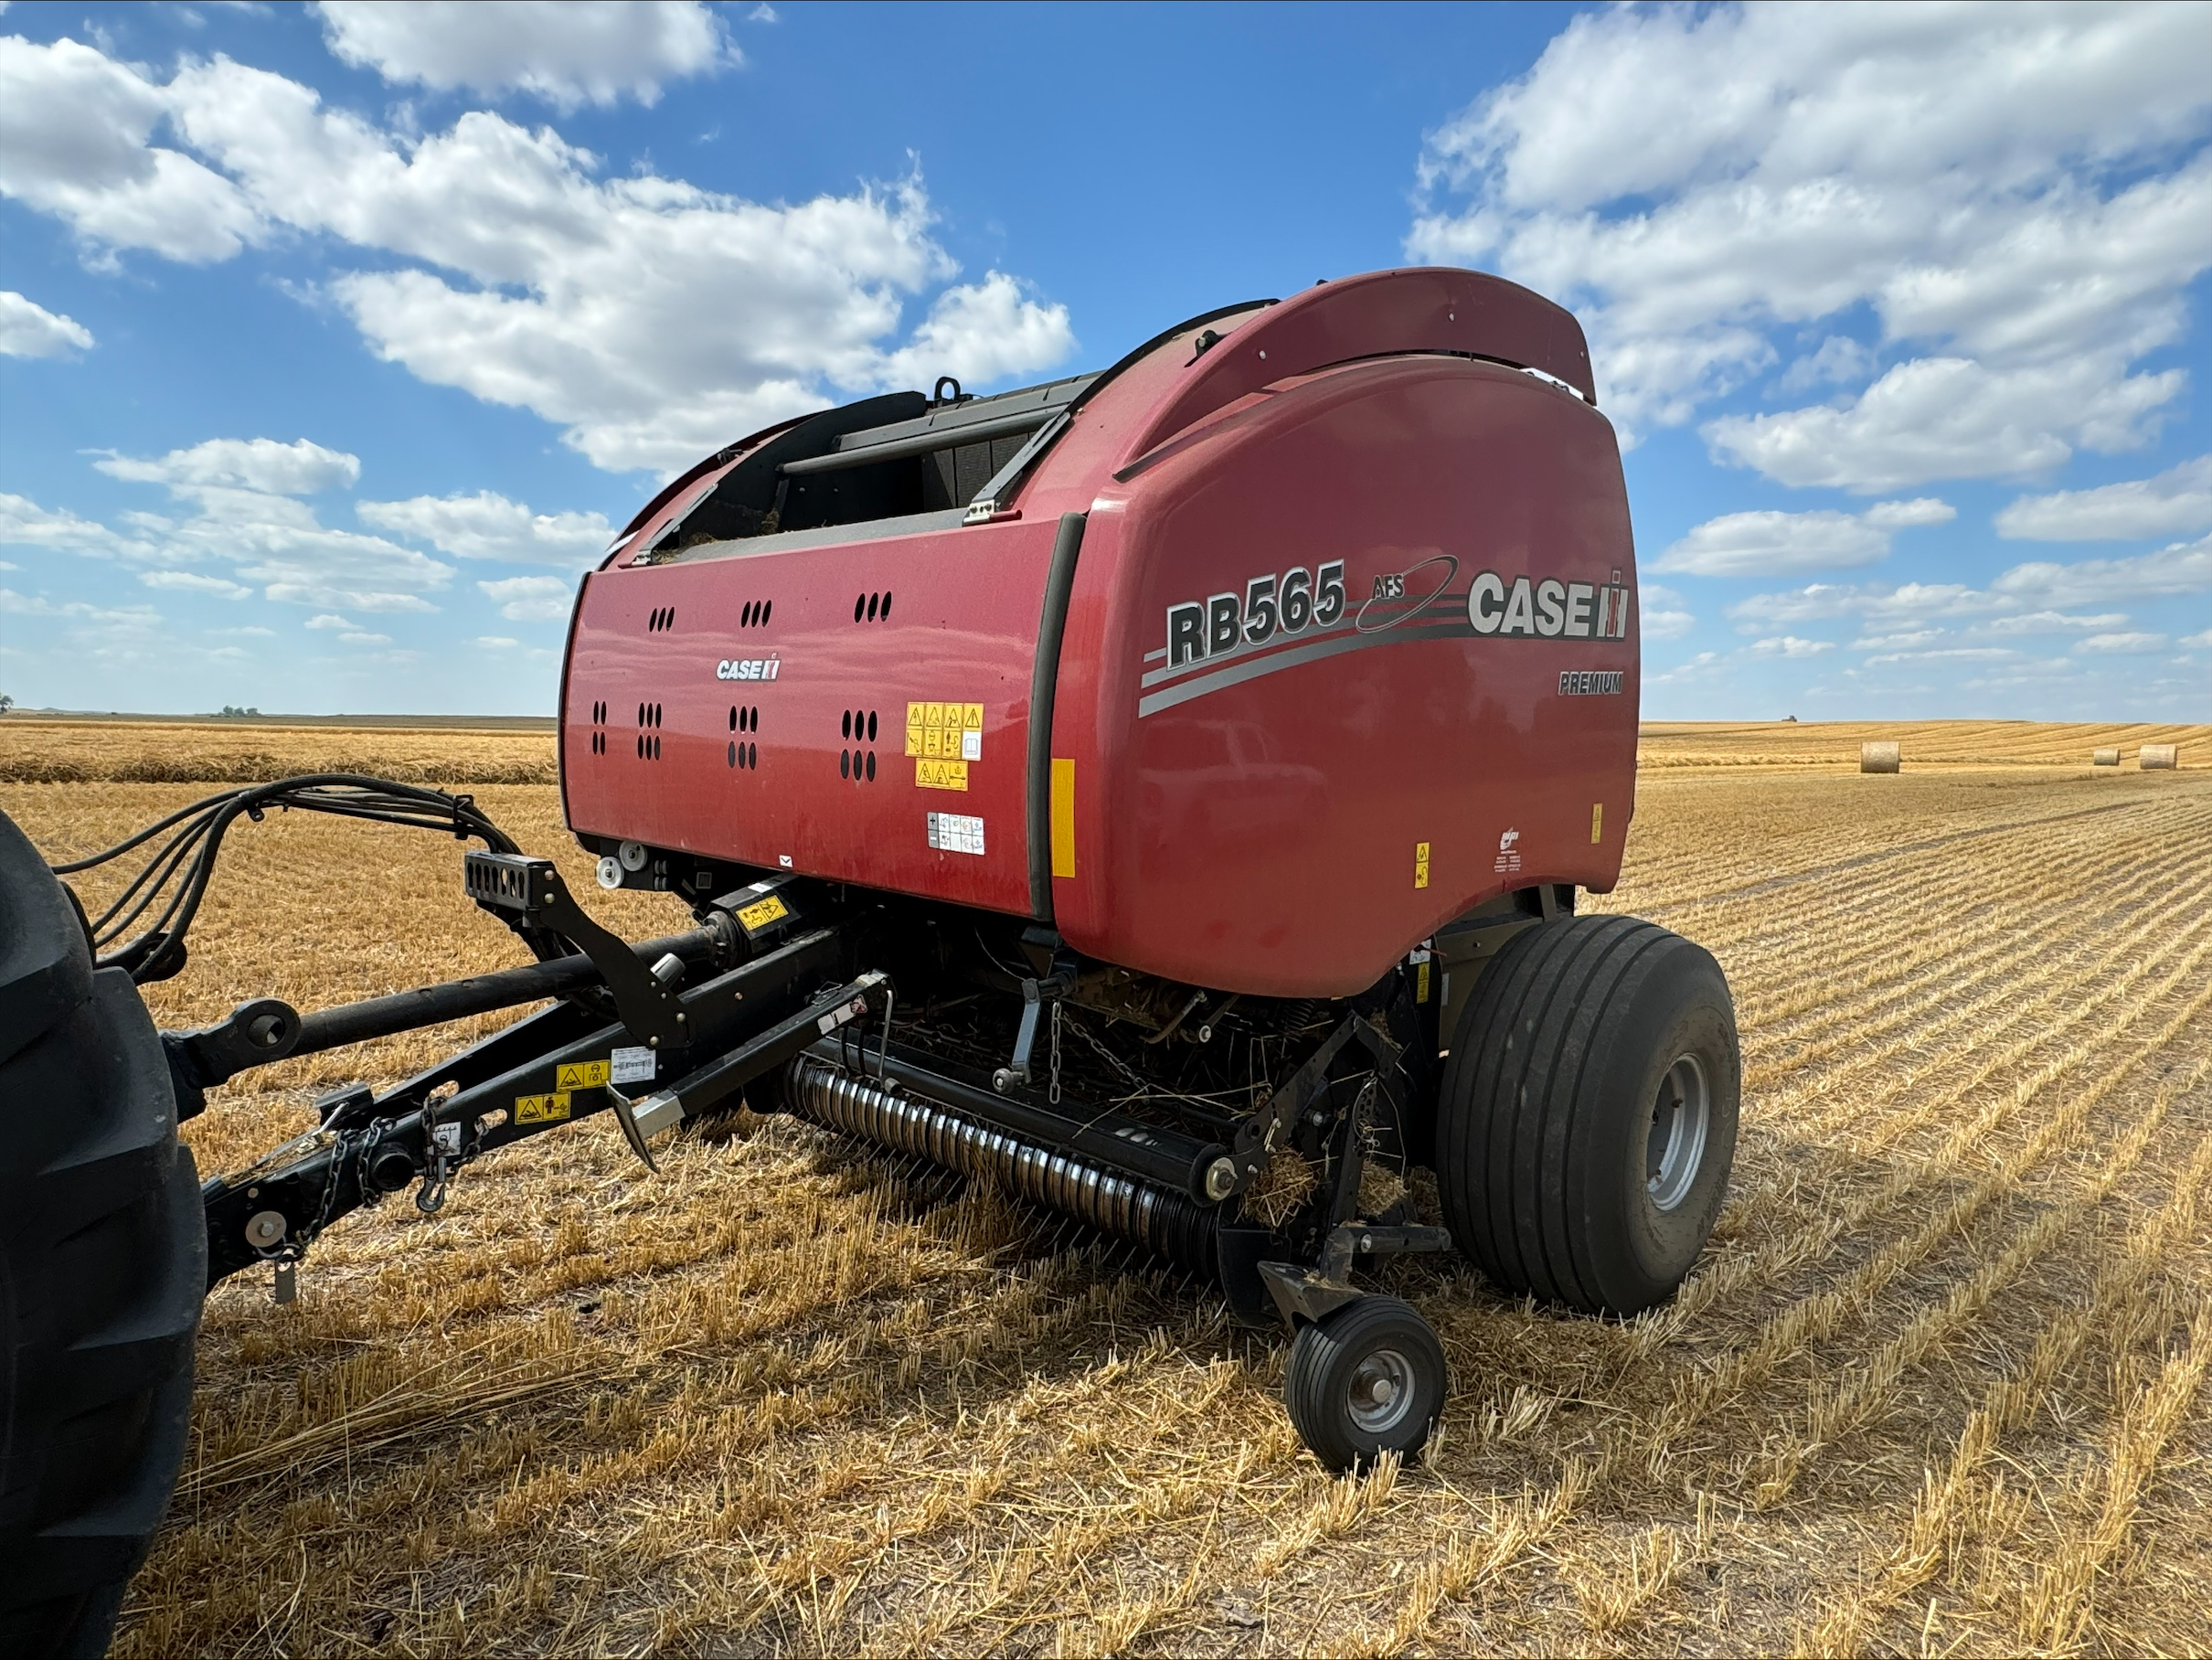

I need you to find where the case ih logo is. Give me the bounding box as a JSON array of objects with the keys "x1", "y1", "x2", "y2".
[
  {"x1": 716, "y1": 656, "x2": 781, "y2": 681},
  {"x1": 1467, "y1": 573, "x2": 1631, "y2": 639}
]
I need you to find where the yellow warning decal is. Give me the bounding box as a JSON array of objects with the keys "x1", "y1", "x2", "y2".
[
  {"x1": 1590, "y1": 803, "x2": 1604, "y2": 844},
  {"x1": 736, "y1": 893, "x2": 788, "y2": 931},
  {"x1": 1050, "y1": 758, "x2": 1077, "y2": 878},
  {"x1": 556, "y1": 1060, "x2": 609, "y2": 1091},
  {"x1": 909, "y1": 701, "x2": 984, "y2": 765},
  {"x1": 1417, "y1": 961, "x2": 1430, "y2": 1002},
  {"x1": 915, "y1": 759, "x2": 969, "y2": 791},
  {"x1": 1413, "y1": 840, "x2": 1430, "y2": 890},
  {"x1": 516, "y1": 1091, "x2": 572, "y2": 1124}
]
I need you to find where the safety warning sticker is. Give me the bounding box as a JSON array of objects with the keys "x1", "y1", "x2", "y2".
[
  {"x1": 928, "y1": 812, "x2": 986, "y2": 856},
  {"x1": 735, "y1": 893, "x2": 788, "y2": 931},
  {"x1": 556, "y1": 1059, "x2": 610, "y2": 1091},
  {"x1": 1413, "y1": 840, "x2": 1430, "y2": 890},
  {"x1": 610, "y1": 1046, "x2": 656, "y2": 1085},
  {"x1": 915, "y1": 759, "x2": 969, "y2": 791},
  {"x1": 907, "y1": 700, "x2": 984, "y2": 761},
  {"x1": 516, "y1": 1091, "x2": 571, "y2": 1123}
]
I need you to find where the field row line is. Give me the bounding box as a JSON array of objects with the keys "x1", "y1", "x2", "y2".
[
  {"x1": 1726, "y1": 812, "x2": 2206, "y2": 1056},
  {"x1": 1746, "y1": 861, "x2": 2212, "y2": 1146},
  {"x1": 1377, "y1": 966, "x2": 2212, "y2": 1656},
  {"x1": 1739, "y1": 1053, "x2": 2209, "y2": 1509},
  {"x1": 1631, "y1": 920, "x2": 2212, "y2": 1357},
  {"x1": 2013, "y1": 1296, "x2": 2212, "y2": 1655},
  {"x1": 1790, "y1": 1101, "x2": 2212, "y2": 1657},
  {"x1": 1656, "y1": 790, "x2": 2208, "y2": 963}
]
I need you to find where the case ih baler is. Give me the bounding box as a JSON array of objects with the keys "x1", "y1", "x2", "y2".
[{"x1": 0, "y1": 268, "x2": 1738, "y2": 1655}]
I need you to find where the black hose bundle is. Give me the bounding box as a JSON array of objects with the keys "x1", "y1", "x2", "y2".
[{"x1": 49, "y1": 773, "x2": 556, "y2": 984}]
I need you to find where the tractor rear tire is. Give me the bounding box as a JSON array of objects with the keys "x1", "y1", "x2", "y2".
[
  {"x1": 1436, "y1": 914, "x2": 1738, "y2": 1316},
  {"x1": 0, "y1": 810, "x2": 204, "y2": 1660}
]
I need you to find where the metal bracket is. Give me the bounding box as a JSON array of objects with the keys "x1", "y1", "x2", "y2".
[
  {"x1": 164, "y1": 995, "x2": 303, "y2": 1114},
  {"x1": 994, "y1": 951, "x2": 1075, "y2": 1094},
  {"x1": 1256, "y1": 1222, "x2": 1452, "y2": 1329},
  {"x1": 465, "y1": 851, "x2": 686, "y2": 1048},
  {"x1": 1221, "y1": 1014, "x2": 1400, "y2": 1194}
]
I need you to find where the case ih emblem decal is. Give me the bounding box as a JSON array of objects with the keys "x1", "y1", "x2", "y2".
[
  {"x1": 1467, "y1": 574, "x2": 1631, "y2": 640},
  {"x1": 716, "y1": 655, "x2": 781, "y2": 681},
  {"x1": 1140, "y1": 559, "x2": 1632, "y2": 718}
]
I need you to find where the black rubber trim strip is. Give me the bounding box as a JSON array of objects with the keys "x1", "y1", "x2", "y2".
[{"x1": 1028, "y1": 510, "x2": 1087, "y2": 920}]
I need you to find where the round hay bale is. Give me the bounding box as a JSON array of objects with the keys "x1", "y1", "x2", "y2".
[
  {"x1": 1860, "y1": 740, "x2": 1901, "y2": 773},
  {"x1": 2139, "y1": 743, "x2": 2178, "y2": 770},
  {"x1": 2091, "y1": 747, "x2": 2120, "y2": 767}
]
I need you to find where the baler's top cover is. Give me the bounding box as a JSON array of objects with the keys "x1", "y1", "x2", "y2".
[
  {"x1": 566, "y1": 269, "x2": 1634, "y2": 999},
  {"x1": 601, "y1": 268, "x2": 1595, "y2": 563}
]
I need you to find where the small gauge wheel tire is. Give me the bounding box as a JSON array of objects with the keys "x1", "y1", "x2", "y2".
[{"x1": 1284, "y1": 1295, "x2": 1448, "y2": 1473}]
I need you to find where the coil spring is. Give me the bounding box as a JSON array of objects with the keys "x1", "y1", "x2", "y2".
[{"x1": 784, "y1": 1056, "x2": 1218, "y2": 1277}]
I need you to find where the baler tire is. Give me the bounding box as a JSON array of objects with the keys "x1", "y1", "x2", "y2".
[
  {"x1": 0, "y1": 810, "x2": 204, "y2": 1660},
  {"x1": 1283, "y1": 1295, "x2": 1447, "y2": 1473},
  {"x1": 1436, "y1": 914, "x2": 1739, "y2": 1316}
]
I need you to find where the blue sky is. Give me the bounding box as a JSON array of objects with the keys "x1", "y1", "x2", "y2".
[{"x1": 2, "y1": 0, "x2": 2207, "y2": 719}]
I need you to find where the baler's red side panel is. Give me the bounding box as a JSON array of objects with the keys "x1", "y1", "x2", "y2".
[
  {"x1": 1048, "y1": 356, "x2": 1637, "y2": 998},
  {"x1": 562, "y1": 516, "x2": 1057, "y2": 915}
]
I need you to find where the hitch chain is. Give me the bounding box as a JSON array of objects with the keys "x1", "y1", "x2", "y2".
[{"x1": 1049, "y1": 1001, "x2": 1063, "y2": 1105}]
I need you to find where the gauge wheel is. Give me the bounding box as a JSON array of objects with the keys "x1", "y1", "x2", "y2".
[{"x1": 1284, "y1": 1294, "x2": 1448, "y2": 1472}]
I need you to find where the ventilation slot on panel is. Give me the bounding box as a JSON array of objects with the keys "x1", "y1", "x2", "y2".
[
  {"x1": 852, "y1": 591, "x2": 894, "y2": 623},
  {"x1": 739, "y1": 600, "x2": 773, "y2": 628},
  {"x1": 635, "y1": 700, "x2": 663, "y2": 761},
  {"x1": 646, "y1": 606, "x2": 678, "y2": 633},
  {"x1": 589, "y1": 698, "x2": 608, "y2": 755},
  {"x1": 727, "y1": 705, "x2": 759, "y2": 770},
  {"x1": 838, "y1": 708, "x2": 879, "y2": 783}
]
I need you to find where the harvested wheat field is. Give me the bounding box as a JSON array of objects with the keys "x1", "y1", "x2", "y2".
[{"x1": 5, "y1": 717, "x2": 2209, "y2": 1658}]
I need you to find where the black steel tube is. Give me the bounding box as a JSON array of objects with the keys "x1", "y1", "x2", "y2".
[
  {"x1": 290, "y1": 927, "x2": 717, "y2": 1057},
  {"x1": 777, "y1": 407, "x2": 1056, "y2": 475}
]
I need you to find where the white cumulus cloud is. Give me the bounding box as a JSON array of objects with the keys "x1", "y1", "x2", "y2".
[
  {"x1": 1729, "y1": 535, "x2": 2212, "y2": 635},
  {"x1": 1408, "y1": 2, "x2": 2212, "y2": 488},
  {"x1": 1640, "y1": 580, "x2": 1696, "y2": 639},
  {"x1": 478, "y1": 573, "x2": 573, "y2": 621},
  {"x1": 2073, "y1": 631, "x2": 2169, "y2": 654},
  {"x1": 1655, "y1": 497, "x2": 1951, "y2": 577},
  {"x1": 1995, "y1": 453, "x2": 2212, "y2": 542},
  {"x1": 0, "y1": 34, "x2": 260, "y2": 263},
  {"x1": 140, "y1": 569, "x2": 250, "y2": 599},
  {"x1": 357, "y1": 490, "x2": 612, "y2": 567},
  {"x1": 1746, "y1": 634, "x2": 1834, "y2": 658},
  {"x1": 0, "y1": 290, "x2": 94, "y2": 356},
  {"x1": 8, "y1": 440, "x2": 450, "y2": 612},
  {"x1": 0, "y1": 37, "x2": 1076, "y2": 473},
  {"x1": 315, "y1": 1, "x2": 733, "y2": 110},
  {"x1": 96, "y1": 436, "x2": 361, "y2": 495}
]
